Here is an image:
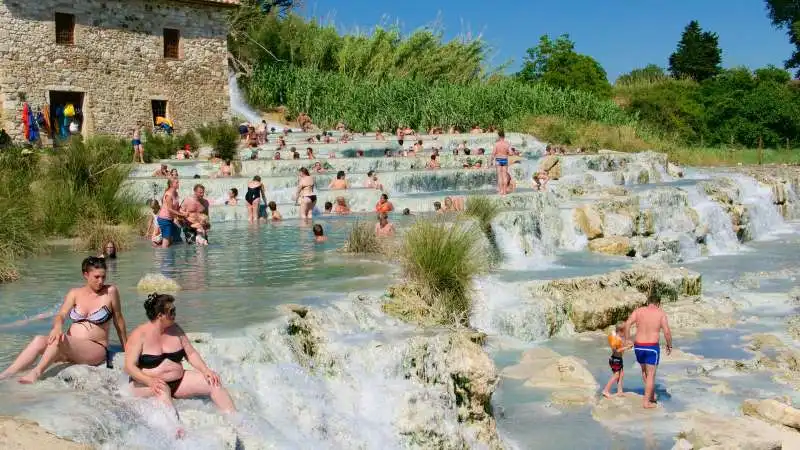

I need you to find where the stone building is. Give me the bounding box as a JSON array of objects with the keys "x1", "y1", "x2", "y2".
[{"x1": 0, "y1": 0, "x2": 239, "y2": 142}]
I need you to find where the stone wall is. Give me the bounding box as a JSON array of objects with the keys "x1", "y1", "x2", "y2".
[{"x1": 0, "y1": 0, "x2": 234, "y2": 141}]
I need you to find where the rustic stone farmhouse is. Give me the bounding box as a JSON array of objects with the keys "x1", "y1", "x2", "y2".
[{"x1": 0, "y1": 0, "x2": 239, "y2": 143}]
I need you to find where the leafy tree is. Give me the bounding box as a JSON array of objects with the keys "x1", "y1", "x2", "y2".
[
  {"x1": 668, "y1": 21, "x2": 722, "y2": 81},
  {"x1": 764, "y1": 0, "x2": 800, "y2": 77},
  {"x1": 516, "y1": 35, "x2": 612, "y2": 98},
  {"x1": 616, "y1": 64, "x2": 669, "y2": 86}
]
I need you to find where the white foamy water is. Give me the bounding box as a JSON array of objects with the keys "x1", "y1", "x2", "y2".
[
  {"x1": 228, "y1": 74, "x2": 296, "y2": 131},
  {"x1": 4, "y1": 295, "x2": 499, "y2": 449},
  {"x1": 730, "y1": 174, "x2": 791, "y2": 240},
  {"x1": 472, "y1": 277, "x2": 550, "y2": 343}
]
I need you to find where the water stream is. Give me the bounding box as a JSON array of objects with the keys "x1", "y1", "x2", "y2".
[{"x1": 1, "y1": 125, "x2": 799, "y2": 449}]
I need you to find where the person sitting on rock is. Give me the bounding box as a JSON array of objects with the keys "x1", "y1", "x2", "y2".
[
  {"x1": 602, "y1": 323, "x2": 633, "y2": 398},
  {"x1": 534, "y1": 145, "x2": 561, "y2": 191}
]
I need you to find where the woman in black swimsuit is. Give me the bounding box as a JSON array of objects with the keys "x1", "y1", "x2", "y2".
[
  {"x1": 125, "y1": 293, "x2": 235, "y2": 427},
  {"x1": 295, "y1": 167, "x2": 316, "y2": 220},
  {"x1": 244, "y1": 175, "x2": 267, "y2": 223}
]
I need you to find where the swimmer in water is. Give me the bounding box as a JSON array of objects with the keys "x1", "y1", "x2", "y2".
[
  {"x1": 375, "y1": 212, "x2": 395, "y2": 237},
  {"x1": 267, "y1": 201, "x2": 282, "y2": 221},
  {"x1": 375, "y1": 193, "x2": 394, "y2": 214},
  {"x1": 312, "y1": 224, "x2": 327, "y2": 243}
]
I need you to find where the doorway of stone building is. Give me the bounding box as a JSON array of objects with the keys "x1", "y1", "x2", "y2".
[
  {"x1": 151, "y1": 99, "x2": 168, "y2": 124},
  {"x1": 49, "y1": 90, "x2": 84, "y2": 142}
]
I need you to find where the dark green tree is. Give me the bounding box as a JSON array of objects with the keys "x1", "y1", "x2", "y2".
[
  {"x1": 668, "y1": 21, "x2": 722, "y2": 81},
  {"x1": 516, "y1": 35, "x2": 612, "y2": 98},
  {"x1": 764, "y1": 0, "x2": 800, "y2": 77}
]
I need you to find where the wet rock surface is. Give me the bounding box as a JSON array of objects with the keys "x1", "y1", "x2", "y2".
[
  {"x1": 524, "y1": 264, "x2": 702, "y2": 335},
  {"x1": 0, "y1": 416, "x2": 90, "y2": 449},
  {"x1": 502, "y1": 348, "x2": 598, "y2": 406}
]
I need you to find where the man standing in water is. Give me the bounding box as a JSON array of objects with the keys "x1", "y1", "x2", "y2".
[
  {"x1": 622, "y1": 294, "x2": 672, "y2": 409},
  {"x1": 181, "y1": 184, "x2": 210, "y2": 244},
  {"x1": 491, "y1": 130, "x2": 511, "y2": 195}
]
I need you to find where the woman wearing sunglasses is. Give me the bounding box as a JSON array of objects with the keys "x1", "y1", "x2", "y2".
[{"x1": 125, "y1": 293, "x2": 235, "y2": 427}]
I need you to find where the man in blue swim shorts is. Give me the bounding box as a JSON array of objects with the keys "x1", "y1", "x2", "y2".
[
  {"x1": 622, "y1": 294, "x2": 673, "y2": 409},
  {"x1": 491, "y1": 130, "x2": 512, "y2": 195}
]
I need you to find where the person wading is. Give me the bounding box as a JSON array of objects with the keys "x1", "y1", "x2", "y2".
[{"x1": 622, "y1": 293, "x2": 673, "y2": 409}]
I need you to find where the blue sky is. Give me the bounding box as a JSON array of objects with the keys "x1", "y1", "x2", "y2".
[{"x1": 303, "y1": 0, "x2": 793, "y2": 81}]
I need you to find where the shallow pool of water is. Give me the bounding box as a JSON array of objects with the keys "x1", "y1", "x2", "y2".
[{"x1": 0, "y1": 218, "x2": 395, "y2": 366}]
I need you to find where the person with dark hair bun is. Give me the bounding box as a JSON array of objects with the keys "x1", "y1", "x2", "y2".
[
  {"x1": 125, "y1": 293, "x2": 235, "y2": 429},
  {"x1": 0, "y1": 257, "x2": 128, "y2": 383}
]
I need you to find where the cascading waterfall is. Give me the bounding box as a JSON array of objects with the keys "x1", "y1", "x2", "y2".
[
  {"x1": 472, "y1": 277, "x2": 550, "y2": 343},
  {"x1": 491, "y1": 195, "x2": 579, "y2": 270},
  {"x1": 730, "y1": 174, "x2": 789, "y2": 239},
  {"x1": 10, "y1": 295, "x2": 497, "y2": 449}
]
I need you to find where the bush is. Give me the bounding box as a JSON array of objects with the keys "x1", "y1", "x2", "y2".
[
  {"x1": 343, "y1": 219, "x2": 381, "y2": 254},
  {"x1": 0, "y1": 256, "x2": 20, "y2": 284},
  {"x1": 177, "y1": 130, "x2": 201, "y2": 153},
  {"x1": 395, "y1": 219, "x2": 486, "y2": 326},
  {"x1": 73, "y1": 219, "x2": 135, "y2": 253},
  {"x1": 197, "y1": 122, "x2": 239, "y2": 161}
]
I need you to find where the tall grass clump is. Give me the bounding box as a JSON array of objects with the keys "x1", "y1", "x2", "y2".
[
  {"x1": 73, "y1": 218, "x2": 135, "y2": 253},
  {"x1": 464, "y1": 196, "x2": 501, "y2": 234},
  {"x1": 36, "y1": 136, "x2": 144, "y2": 237},
  {"x1": 244, "y1": 65, "x2": 633, "y2": 132},
  {"x1": 388, "y1": 219, "x2": 486, "y2": 326},
  {"x1": 342, "y1": 219, "x2": 382, "y2": 254},
  {"x1": 0, "y1": 150, "x2": 43, "y2": 260},
  {"x1": 464, "y1": 195, "x2": 502, "y2": 264}
]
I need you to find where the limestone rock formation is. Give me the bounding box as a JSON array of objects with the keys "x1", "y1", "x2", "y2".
[
  {"x1": 587, "y1": 236, "x2": 634, "y2": 256},
  {"x1": 742, "y1": 399, "x2": 800, "y2": 430},
  {"x1": 136, "y1": 273, "x2": 181, "y2": 293},
  {"x1": 526, "y1": 264, "x2": 702, "y2": 334},
  {"x1": 662, "y1": 296, "x2": 737, "y2": 333},
  {"x1": 403, "y1": 332, "x2": 502, "y2": 449},
  {"x1": 675, "y1": 410, "x2": 800, "y2": 450},
  {"x1": 573, "y1": 205, "x2": 603, "y2": 239},
  {"x1": 667, "y1": 162, "x2": 685, "y2": 178},
  {"x1": 0, "y1": 416, "x2": 90, "y2": 449},
  {"x1": 502, "y1": 348, "x2": 598, "y2": 406},
  {"x1": 789, "y1": 315, "x2": 800, "y2": 340},
  {"x1": 591, "y1": 393, "x2": 670, "y2": 428}
]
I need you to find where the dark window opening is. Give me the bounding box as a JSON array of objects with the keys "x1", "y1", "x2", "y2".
[
  {"x1": 152, "y1": 100, "x2": 168, "y2": 125},
  {"x1": 55, "y1": 13, "x2": 75, "y2": 45},
  {"x1": 163, "y1": 29, "x2": 180, "y2": 59},
  {"x1": 49, "y1": 90, "x2": 84, "y2": 142}
]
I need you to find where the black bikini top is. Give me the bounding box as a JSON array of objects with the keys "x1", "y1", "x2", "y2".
[{"x1": 137, "y1": 349, "x2": 186, "y2": 369}]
